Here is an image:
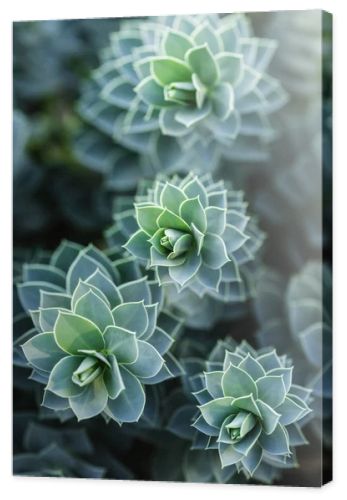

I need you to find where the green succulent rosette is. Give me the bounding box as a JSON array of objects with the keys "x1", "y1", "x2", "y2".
[
  {"x1": 78, "y1": 13, "x2": 287, "y2": 180},
  {"x1": 17, "y1": 240, "x2": 183, "y2": 423},
  {"x1": 193, "y1": 341, "x2": 312, "y2": 477},
  {"x1": 118, "y1": 173, "x2": 264, "y2": 299}
]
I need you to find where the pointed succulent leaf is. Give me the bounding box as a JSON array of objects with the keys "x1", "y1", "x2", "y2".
[
  {"x1": 69, "y1": 376, "x2": 108, "y2": 421},
  {"x1": 257, "y1": 399, "x2": 281, "y2": 434},
  {"x1": 277, "y1": 396, "x2": 307, "y2": 426},
  {"x1": 104, "y1": 325, "x2": 138, "y2": 364},
  {"x1": 47, "y1": 356, "x2": 85, "y2": 398},
  {"x1": 124, "y1": 230, "x2": 151, "y2": 260},
  {"x1": 199, "y1": 397, "x2": 234, "y2": 428},
  {"x1": 106, "y1": 367, "x2": 145, "y2": 423},
  {"x1": 258, "y1": 424, "x2": 290, "y2": 455},
  {"x1": 204, "y1": 371, "x2": 224, "y2": 399},
  {"x1": 256, "y1": 376, "x2": 287, "y2": 408},
  {"x1": 74, "y1": 290, "x2": 114, "y2": 333},
  {"x1": 160, "y1": 182, "x2": 187, "y2": 214},
  {"x1": 118, "y1": 276, "x2": 151, "y2": 304},
  {"x1": 162, "y1": 29, "x2": 194, "y2": 60},
  {"x1": 112, "y1": 301, "x2": 148, "y2": 336},
  {"x1": 218, "y1": 442, "x2": 244, "y2": 468},
  {"x1": 54, "y1": 312, "x2": 104, "y2": 355},
  {"x1": 201, "y1": 233, "x2": 230, "y2": 270},
  {"x1": 151, "y1": 56, "x2": 192, "y2": 86},
  {"x1": 126, "y1": 340, "x2": 164, "y2": 378},
  {"x1": 222, "y1": 364, "x2": 258, "y2": 399},
  {"x1": 22, "y1": 332, "x2": 65, "y2": 373},
  {"x1": 179, "y1": 196, "x2": 207, "y2": 233},
  {"x1": 85, "y1": 269, "x2": 122, "y2": 309},
  {"x1": 186, "y1": 45, "x2": 219, "y2": 87},
  {"x1": 135, "y1": 205, "x2": 163, "y2": 235},
  {"x1": 103, "y1": 354, "x2": 125, "y2": 399}
]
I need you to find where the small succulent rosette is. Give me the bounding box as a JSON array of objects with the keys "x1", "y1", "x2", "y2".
[
  {"x1": 192, "y1": 340, "x2": 312, "y2": 478},
  {"x1": 118, "y1": 173, "x2": 265, "y2": 303},
  {"x1": 77, "y1": 13, "x2": 287, "y2": 180},
  {"x1": 17, "y1": 240, "x2": 182, "y2": 423}
]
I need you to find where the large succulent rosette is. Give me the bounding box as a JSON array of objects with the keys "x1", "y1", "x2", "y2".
[
  {"x1": 77, "y1": 13, "x2": 287, "y2": 184},
  {"x1": 109, "y1": 173, "x2": 264, "y2": 302},
  {"x1": 193, "y1": 341, "x2": 312, "y2": 477},
  {"x1": 17, "y1": 240, "x2": 182, "y2": 423}
]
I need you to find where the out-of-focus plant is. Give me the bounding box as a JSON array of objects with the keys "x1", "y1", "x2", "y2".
[
  {"x1": 77, "y1": 13, "x2": 287, "y2": 187},
  {"x1": 254, "y1": 262, "x2": 332, "y2": 446}
]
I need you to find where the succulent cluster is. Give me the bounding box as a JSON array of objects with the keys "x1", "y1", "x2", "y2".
[
  {"x1": 13, "y1": 11, "x2": 331, "y2": 485},
  {"x1": 18, "y1": 241, "x2": 182, "y2": 423},
  {"x1": 77, "y1": 13, "x2": 287, "y2": 186}
]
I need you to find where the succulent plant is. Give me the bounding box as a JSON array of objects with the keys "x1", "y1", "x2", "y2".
[
  {"x1": 17, "y1": 240, "x2": 182, "y2": 423},
  {"x1": 108, "y1": 173, "x2": 264, "y2": 303},
  {"x1": 193, "y1": 340, "x2": 312, "y2": 477},
  {"x1": 78, "y1": 13, "x2": 287, "y2": 182}
]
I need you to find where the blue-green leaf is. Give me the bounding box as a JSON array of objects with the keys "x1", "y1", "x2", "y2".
[
  {"x1": 204, "y1": 371, "x2": 224, "y2": 399},
  {"x1": 69, "y1": 376, "x2": 108, "y2": 421},
  {"x1": 160, "y1": 183, "x2": 187, "y2": 214},
  {"x1": 258, "y1": 424, "x2": 290, "y2": 455},
  {"x1": 179, "y1": 196, "x2": 207, "y2": 233},
  {"x1": 74, "y1": 290, "x2": 114, "y2": 333},
  {"x1": 218, "y1": 442, "x2": 243, "y2": 468},
  {"x1": 169, "y1": 250, "x2": 201, "y2": 286},
  {"x1": 256, "y1": 376, "x2": 286, "y2": 408},
  {"x1": 124, "y1": 230, "x2": 151, "y2": 260},
  {"x1": 205, "y1": 207, "x2": 226, "y2": 235},
  {"x1": 126, "y1": 340, "x2": 164, "y2": 378},
  {"x1": 103, "y1": 354, "x2": 125, "y2": 399},
  {"x1": 22, "y1": 332, "x2": 65, "y2": 372},
  {"x1": 54, "y1": 312, "x2": 104, "y2": 355},
  {"x1": 186, "y1": 45, "x2": 219, "y2": 87},
  {"x1": 112, "y1": 301, "x2": 148, "y2": 336},
  {"x1": 277, "y1": 396, "x2": 307, "y2": 425},
  {"x1": 199, "y1": 397, "x2": 234, "y2": 428},
  {"x1": 257, "y1": 399, "x2": 280, "y2": 434},
  {"x1": 47, "y1": 356, "x2": 85, "y2": 398},
  {"x1": 135, "y1": 205, "x2": 163, "y2": 236},
  {"x1": 162, "y1": 29, "x2": 194, "y2": 60},
  {"x1": 104, "y1": 325, "x2": 138, "y2": 364},
  {"x1": 201, "y1": 233, "x2": 230, "y2": 269},
  {"x1": 106, "y1": 367, "x2": 145, "y2": 423},
  {"x1": 151, "y1": 56, "x2": 192, "y2": 86},
  {"x1": 222, "y1": 364, "x2": 258, "y2": 399},
  {"x1": 118, "y1": 277, "x2": 151, "y2": 304}
]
